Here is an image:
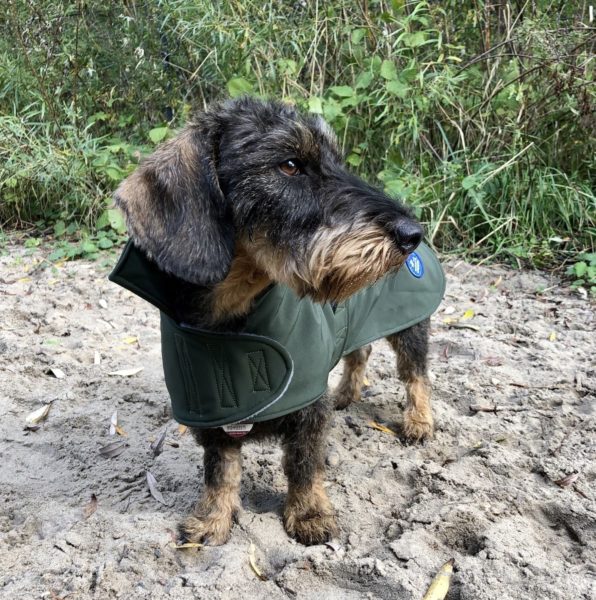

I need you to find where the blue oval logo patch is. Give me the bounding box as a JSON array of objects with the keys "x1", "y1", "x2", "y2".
[{"x1": 406, "y1": 252, "x2": 424, "y2": 278}]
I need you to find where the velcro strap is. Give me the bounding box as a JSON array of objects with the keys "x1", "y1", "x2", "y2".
[{"x1": 160, "y1": 314, "x2": 293, "y2": 427}]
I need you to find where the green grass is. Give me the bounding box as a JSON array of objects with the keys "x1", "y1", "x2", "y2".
[{"x1": 0, "y1": 0, "x2": 594, "y2": 271}]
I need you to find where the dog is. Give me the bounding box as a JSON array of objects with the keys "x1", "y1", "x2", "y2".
[{"x1": 111, "y1": 97, "x2": 443, "y2": 546}]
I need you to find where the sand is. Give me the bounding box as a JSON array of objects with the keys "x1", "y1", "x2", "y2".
[{"x1": 0, "y1": 240, "x2": 594, "y2": 599}]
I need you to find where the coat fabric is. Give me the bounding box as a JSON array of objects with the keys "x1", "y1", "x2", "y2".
[{"x1": 110, "y1": 241, "x2": 445, "y2": 428}]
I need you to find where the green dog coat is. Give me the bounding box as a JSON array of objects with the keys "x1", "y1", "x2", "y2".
[{"x1": 109, "y1": 241, "x2": 445, "y2": 428}]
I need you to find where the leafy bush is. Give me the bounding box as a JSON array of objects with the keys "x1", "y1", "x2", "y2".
[
  {"x1": 0, "y1": 0, "x2": 594, "y2": 268},
  {"x1": 566, "y1": 253, "x2": 596, "y2": 296}
]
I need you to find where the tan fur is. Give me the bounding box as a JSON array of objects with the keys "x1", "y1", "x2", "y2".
[
  {"x1": 403, "y1": 376, "x2": 433, "y2": 440},
  {"x1": 244, "y1": 224, "x2": 404, "y2": 305},
  {"x1": 116, "y1": 175, "x2": 165, "y2": 252},
  {"x1": 387, "y1": 333, "x2": 434, "y2": 440},
  {"x1": 115, "y1": 128, "x2": 201, "y2": 257},
  {"x1": 283, "y1": 472, "x2": 338, "y2": 545},
  {"x1": 306, "y1": 223, "x2": 402, "y2": 298},
  {"x1": 211, "y1": 243, "x2": 271, "y2": 322},
  {"x1": 334, "y1": 345, "x2": 372, "y2": 409},
  {"x1": 240, "y1": 235, "x2": 310, "y2": 295},
  {"x1": 180, "y1": 446, "x2": 242, "y2": 546}
]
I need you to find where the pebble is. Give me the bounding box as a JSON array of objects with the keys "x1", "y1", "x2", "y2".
[
  {"x1": 374, "y1": 559, "x2": 386, "y2": 576},
  {"x1": 326, "y1": 451, "x2": 340, "y2": 468},
  {"x1": 389, "y1": 538, "x2": 416, "y2": 561},
  {"x1": 422, "y1": 462, "x2": 442, "y2": 476}
]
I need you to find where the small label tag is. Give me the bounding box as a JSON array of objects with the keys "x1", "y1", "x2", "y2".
[
  {"x1": 222, "y1": 423, "x2": 253, "y2": 438},
  {"x1": 405, "y1": 252, "x2": 424, "y2": 278}
]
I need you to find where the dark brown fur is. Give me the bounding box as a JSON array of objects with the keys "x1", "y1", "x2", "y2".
[{"x1": 114, "y1": 97, "x2": 434, "y2": 546}]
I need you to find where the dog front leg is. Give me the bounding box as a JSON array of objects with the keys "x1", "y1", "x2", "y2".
[
  {"x1": 387, "y1": 318, "x2": 434, "y2": 440},
  {"x1": 334, "y1": 344, "x2": 372, "y2": 409},
  {"x1": 282, "y1": 402, "x2": 338, "y2": 545},
  {"x1": 180, "y1": 430, "x2": 242, "y2": 546}
]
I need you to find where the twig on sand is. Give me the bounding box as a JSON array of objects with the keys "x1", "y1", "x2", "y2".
[
  {"x1": 446, "y1": 322, "x2": 480, "y2": 331},
  {"x1": 508, "y1": 381, "x2": 566, "y2": 390},
  {"x1": 470, "y1": 403, "x2": 528, "y2": 413}
]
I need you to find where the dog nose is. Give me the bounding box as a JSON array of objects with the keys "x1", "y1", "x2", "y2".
[{"x1": 394, "y1": 220, "x2": 423, "y2": 254}]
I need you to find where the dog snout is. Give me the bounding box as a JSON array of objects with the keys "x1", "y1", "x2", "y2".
[{"x1": 393, "y1": 220, "x2": 423, "y2": 254}]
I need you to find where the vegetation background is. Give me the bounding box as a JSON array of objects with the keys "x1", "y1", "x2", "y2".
[{"x1": 0, "y1": 0, "x2": 594, "y2": 285}]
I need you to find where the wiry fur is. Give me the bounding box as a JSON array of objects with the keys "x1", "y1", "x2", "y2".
[
  {"x1": 334, "y1": 344, "x2": 373, "y2": 410},
  {"x1": 114, "y1": 97, "x2": 434, "y2": 546}
]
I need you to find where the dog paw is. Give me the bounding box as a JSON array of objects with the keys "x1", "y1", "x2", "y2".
[
  {"x1": 284, "y1": 508, "x2": 338, "y2": 546},
  {"x1": 403, "y1": 408, "x2": 434, "y2": 441},
  {"x1": 333, "y1": 387, "x2": 354, "y2": 410},
  {"x1": 283, "y1": 488, "x2": 338, "y2": 546},
  {"x1": 178, "y1": 513, "x2": 233, "y2": 546}
]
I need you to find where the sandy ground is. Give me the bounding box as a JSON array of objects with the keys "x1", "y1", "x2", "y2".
[{"x1": 0, "y1": 240, "x2": 594, "y2": 600}]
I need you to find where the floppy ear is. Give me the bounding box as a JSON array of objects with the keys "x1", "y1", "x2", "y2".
[{"x1": 114, "y1": 123, "x2": 234, "y2": 285}]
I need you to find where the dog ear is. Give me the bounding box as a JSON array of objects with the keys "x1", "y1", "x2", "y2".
[{"x1": 114, "y1": 124, "x2": 234, "y2": 286}]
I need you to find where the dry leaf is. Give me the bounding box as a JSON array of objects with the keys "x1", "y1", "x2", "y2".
[
  {"x1": 146, "y1": 471, "x2": 167, "y2": 505},
  {"x1": 325, "y1": 540, "x2": 342, "y2": 552},
  {"x1": 115, "y1": 425, "x2": 127, "y2": 436},
  {"x1": 483, "y1": 356, "x2": 503, "y2": 366},
  {"x1": 25, "y1": 402, "x2": 53, "y2": 428},
  {"x1": 99, "y1": 440, "x2": 128, "y2": 458},
  {"x1": 108, "y1": 367, "x2": 143, "y2": 377},
  {"x1": 491, "y1": 276, "x2": 503, "y2": 287},
  {"x1": 442, "y1": 343, "x2": 451, "y2": 360},
  {"x1": 150, "y1": 427, "x2": 168, "y2": 458},
  {"x1": 442, "y1": 316, "x2": 458, "y2": 324},
  {"x1": 368, "y1": 421, "x2": 397, "y2": 436},
  {"x1": 444, "y1": 308, "x2": 475, "y2": 326},
  {"x1": 170, "y1": 542, "x2": 202, "y2": 549},
  {"x1": 177, "y1": 424, "x2": 188, "y2": 436},
  {"x1": 109, "y1": 411, "x2": 118, "y2": 435},
  {"x1": 554, "y1": 473, "x2": 579, "y2": 488},
  {"x1": 46, "y1": 367, "x2": 65, "y2": 379},
  {"x1": 248, "y1": 542, "x2": 267, "y2": 581},
  {"x1": 83, "y1": 494, "x2": 98, "y2": 519},
  {"x1": 422, "y1": 558, "x2": 455, "y2": 600}
]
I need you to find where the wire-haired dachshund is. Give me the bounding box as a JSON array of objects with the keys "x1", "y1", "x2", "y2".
[{"x1": 113, "y1": 97, "x2": 438, "y2": 546}]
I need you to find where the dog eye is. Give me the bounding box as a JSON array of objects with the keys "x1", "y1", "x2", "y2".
[{"x1": 279, "y1": 159, "x2": 302, "y2": 176}]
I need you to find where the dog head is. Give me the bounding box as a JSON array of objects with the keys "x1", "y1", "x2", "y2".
[{"x1": 115, "y1": 97, "x2": 422, "y2": 303}]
